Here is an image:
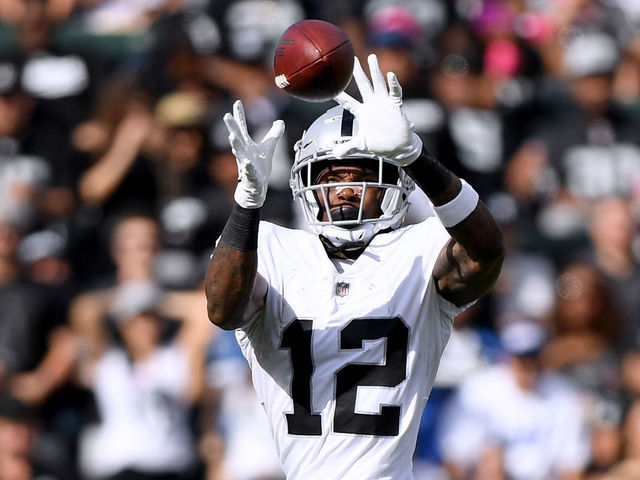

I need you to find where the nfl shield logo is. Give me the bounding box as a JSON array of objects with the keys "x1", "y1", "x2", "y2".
[{"x1": 335, "y1": 281, "x2": 350, "y2": 297}]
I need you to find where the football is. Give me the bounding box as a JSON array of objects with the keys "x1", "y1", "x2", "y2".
[{"x1": 274, "y1": 19, "x2": 354, "y2": 102}]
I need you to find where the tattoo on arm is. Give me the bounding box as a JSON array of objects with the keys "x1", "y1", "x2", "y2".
[
  {"x1": 205, "y1": 240, "x2": 258, "y2": 330},
  {"x1": 205, "y1": 204, "x2": 264, "y2": 329},
  {"x1": 434, "y1": 202, "x2": 505, "y2": 306},
  {"x1": 446, "y1": 241, "x2": 463, "y2": 278},
  {"x1": 404, "y1": 146, "x2": 505, "y2": 305}
]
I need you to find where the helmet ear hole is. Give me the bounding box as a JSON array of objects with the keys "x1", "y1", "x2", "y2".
[{"x1": 381, "y1": 162, "x2": 399, "y2": 184}]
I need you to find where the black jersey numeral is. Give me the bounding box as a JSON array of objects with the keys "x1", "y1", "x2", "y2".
[
  {"x1": 280, "y1": 317, "x2": 409, "y2": 437},
  {"x1": 280, "y1": 319, "x2": 322, "y2": 435}
]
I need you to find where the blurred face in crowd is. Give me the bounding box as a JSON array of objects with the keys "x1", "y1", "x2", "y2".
[
  {"x1": 166, "y1": 127, "x2": 204, "y2": 173},
  {"x1": 570, "y1": 74, "x2": 613, "y2": 117},
  {"x1": 431, "y1": 66, "x2": 475, "y2": 110},
  {"x1": 510, "y1": 352, "x2": 542, "y2": 391},
  {"x1": 555, "y1": 263, "x2": 603, "y2": 331},
  {"x1": 208, "y1": 152, "x2": 240, "y2": 194},
  {"x1": 373, "y1": 46, "x2": 416, "y2": 87},
  {"x1": 0, "y1": 93, "x2": 33, "y2": 137},
  {"x1": 590, "y1": 197, "x2": 636, "y2": 257},
  {"x1": 118, "y1": 312, "x2": 163, "y2": 360},
  {"x1": 110, "y1": 216, "x2": 159, "y2": 277}
]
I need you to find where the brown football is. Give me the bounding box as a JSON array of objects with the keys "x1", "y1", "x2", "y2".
[{"x1": 273, "y1": 20, "x2": 354, "y2": 102}]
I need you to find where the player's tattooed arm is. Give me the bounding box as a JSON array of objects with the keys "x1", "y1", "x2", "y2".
[
  {"x1": 205, "y1": 206, "x2": 267, "y2": 330},
  {"x1": 404, "y1": 148, "x2": 505, "y2": 306},
  {"x1": 433, "y1": 203, "x2": 505, "y2": 306}
]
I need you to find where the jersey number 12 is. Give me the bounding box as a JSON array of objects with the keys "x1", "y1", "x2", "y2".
[{"x1": 280, "y1": 317, "x2": 409, "y2": 437}]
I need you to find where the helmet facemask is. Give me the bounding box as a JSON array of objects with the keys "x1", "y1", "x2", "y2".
[{"x1": 290, "y1": 106, "x2": 415, "y2": 246}]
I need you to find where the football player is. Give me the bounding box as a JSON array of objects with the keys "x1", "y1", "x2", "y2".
[{"x1": 205, "y1": 54, "x2": 504, "y2": 480}]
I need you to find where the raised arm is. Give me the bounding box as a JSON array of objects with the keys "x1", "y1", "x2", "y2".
[
  {"x1": 205, "y1": 206, "x2": 266, "y2": 330},
  {"x1": 205, "y1": 101, "x2": 284, "y2": 330},
  {"x1": 334, "y1": 54, "x2": 504, "y2": 306},
  {"x1": 405, "y1": 150, "x2": 504, "y2": 306},
  {"x1": 78, "y1": 108, "x2": 152, "y2": 205}
]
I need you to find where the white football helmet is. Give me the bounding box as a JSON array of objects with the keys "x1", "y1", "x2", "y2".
[{"x1": 290, "y1": 106, "x2": 415, "y2": 246}]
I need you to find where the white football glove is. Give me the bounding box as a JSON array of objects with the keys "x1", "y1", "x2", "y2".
[
  {"x1": 223, "y1": 100, "x2": 285, "y2": 209},
  {"x1": 333, "y1": 54, "x2": 422, "y2": 166}
]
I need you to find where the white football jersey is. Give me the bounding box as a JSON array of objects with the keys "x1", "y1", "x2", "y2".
[{"x1": 236, "y1": 217, "x2": 465, "y2": 480}]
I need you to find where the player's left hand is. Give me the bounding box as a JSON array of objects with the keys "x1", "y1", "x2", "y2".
[{"x1": 333, "y1": 54, "x2": 422, "y2": 166}]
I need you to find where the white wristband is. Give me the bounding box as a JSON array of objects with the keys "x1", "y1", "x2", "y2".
[{"x1": 433, "y1": 179, "x2": 479, "y2": 227}]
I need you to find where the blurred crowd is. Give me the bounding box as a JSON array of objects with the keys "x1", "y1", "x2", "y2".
[{"x1": 0, "y1": 0, "x2": 640, "y2": 479}]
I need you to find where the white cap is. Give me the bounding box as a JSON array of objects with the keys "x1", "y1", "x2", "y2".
[
  {"x1": 109, "y1": 281, "x2": 163, "y2": 323},
  {"x1": 499, "y1": 318, "x2": 548, "y2": 356},
  {"x1": 564, "y1": 31, "x2": 619, "y2": 77}
]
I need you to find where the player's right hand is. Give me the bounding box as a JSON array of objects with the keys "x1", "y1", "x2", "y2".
[{"x1": 223, "y1": 100, "x2": 285, "y2": 209}]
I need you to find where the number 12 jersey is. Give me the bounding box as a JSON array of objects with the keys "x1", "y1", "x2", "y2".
[{"x1": 235, "y1": 218, "x2": 467, "y2": 480}]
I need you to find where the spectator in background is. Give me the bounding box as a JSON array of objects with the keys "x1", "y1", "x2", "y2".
[
  {"x1": 202, "y1": 0, "x2": 304, "y2": 110},
  {"x1": 77, "y1": 281, "x2": 202, "y2": 480},
  {"x1": 152, "y1": 91, "x2": 210, "y2": 206},
  {"x1": 0, "y1": 392, "x2": 71, "y2": 480},
  {"x1": 68, "y1": 211, "x2": 211, "y2": 479},
  {"x1": 427, "y1": 28, "x2": 509, "y2": 201},
  {"x1": 68, "y1": 210, "x2": 211, "y2": 365},
  {"x1": 152, "y1": 90, "x2": 218, "y2": 263},
  {"x1": 0, "y1": 69, "x2": 51, "y2": 230},
  {"x1": 198, "y1": 149, "x2": 238, "y2": 250},
  {"x1": 542, "y1": 262, "x2": 622, "y2": 396},
  {"x1": 0, "y1": 214, "x2": 79, "y2": 478},
  {"x1": 73, "y1": 73, "x2": 160, "y2": 217},
  {"x1": 414, "y1": 301, "x2": 503, "y2": 480},
  {"x1": 596, "y1": 400, "x2": 640, "y2": 479},
  {"x1": 68, "y1": 213, "x2": 162, "y2": 361},
  {"x1": 14, "y1": 225, "x2": 91, "y2": 455},
  {"x1": 542, "y1": 262, "x2": 625, "y2": 475},
  {"x1": 0, "y1": 215, "x2": 75, "y2": 407},
  {"x1": 612, "y1": 29, "x2": 640, "y2": 107},
  {"x1": 364, "y1": 4, "x2": 432, "y2": 98},
  {"x1": 586, "y1": 197, "x2": 640, "y2": 351},
  {"x1": 439, "y1": 317, "x2": 590, "y2": 480},
  {"x1": 17, "y1": 227, "x2": 70, "y2": 287},
  {"x1": 201, "y1": 330, "x2": 284, "y2": 480},
  {"x1": 488, "y1": 192, "x2": 557, "y2": 324}
]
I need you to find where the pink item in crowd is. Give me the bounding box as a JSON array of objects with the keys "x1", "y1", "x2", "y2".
[{"x1": 484, "y1": 38, "x2": 522, "y2": 79}]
